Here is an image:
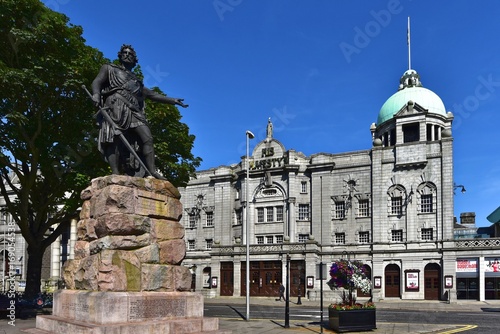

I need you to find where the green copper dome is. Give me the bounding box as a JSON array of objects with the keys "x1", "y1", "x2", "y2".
[{"x1": 377, "y1": 70, "x2": 447, "y2": 125}]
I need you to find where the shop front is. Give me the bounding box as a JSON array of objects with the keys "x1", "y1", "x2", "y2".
[
  {"x1": 485, "y1": 257, "x2": 500, "y2": 300},
  {"x1": 456, "y1": 258, "x2": 479, "y2": 300}
]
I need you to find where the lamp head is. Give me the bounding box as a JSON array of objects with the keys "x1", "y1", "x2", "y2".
[
  {"x1": 454, "y1": 183, "x2": 466, "y2": 194},
  {"x1": 246, "y1": 130, "x2": 255, "y2": 139}
]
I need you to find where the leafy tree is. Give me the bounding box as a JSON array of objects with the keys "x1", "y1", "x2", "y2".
[
  {"x1": 0, "y1": 0, "x2": 200, "y2": 298},
  {"x1": 0, "y1": 0, "x2": 108, "y2": 298},
  {"x1": 146, "y1": 85, "x2": 201, "y2": 187}
]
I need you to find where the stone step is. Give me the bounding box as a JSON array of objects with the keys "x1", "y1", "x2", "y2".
[
  {"x1": 23, "y1": 327, "x2": 231, "y2": 334},
  {"x1": 29, "y1": 314, "x2": 227, "y2": 334},
  {"x1": 21, "y1": 329, "x2": 52, "y2": 334}
]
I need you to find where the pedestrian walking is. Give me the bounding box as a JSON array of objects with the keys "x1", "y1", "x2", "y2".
[{"x1": 276, "y1": 283, "x2": 285, "y2": 301}]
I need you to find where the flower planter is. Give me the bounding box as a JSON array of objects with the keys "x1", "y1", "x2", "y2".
[{"x1": 328, "y1": 308, "x2": 376, "y2": 332}]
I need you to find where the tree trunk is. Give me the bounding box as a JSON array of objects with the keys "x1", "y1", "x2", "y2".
[{"x1": 24, "y1": 245, "x2": 47, "y2": 299}]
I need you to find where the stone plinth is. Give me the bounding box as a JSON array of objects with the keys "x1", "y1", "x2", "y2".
[
  {"x1": 26, "y1": 176, "x2": 230, "y2": 334},
  {"x1": 52, "y1": 290, "x2": 203, "y2": 324},
  {"x1": 23, "y1": 290, "x2": 231, "y2": 334}
]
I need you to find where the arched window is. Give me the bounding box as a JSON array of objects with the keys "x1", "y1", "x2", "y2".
[
  {"x1": 387, "y1": 185, "x2": 407, "y2": 216},
  {"x1": 417, "y1": 183, "x2": 437, "y2": 214}
]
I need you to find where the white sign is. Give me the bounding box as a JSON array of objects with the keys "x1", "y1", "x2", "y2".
[{"x1": 456, "y1": 259, "x2": 478, "y2": 272}]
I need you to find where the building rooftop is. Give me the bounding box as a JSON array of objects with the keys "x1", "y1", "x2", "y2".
[{"x1": 487, "y1": 206, "x2": 500, "y2": 224}]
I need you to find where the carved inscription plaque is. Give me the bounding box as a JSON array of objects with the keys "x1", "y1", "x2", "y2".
[
  {"x1": 136, "y1": 189, "x2": 182, "y2": 220},
  {"x1": 129, "y1": 297, "x2": 186, "y2": 320},
  {"x1": 60, "y1": 301, "x2": 90, "y2": 318},
  {"x1": 137, "y1": 190, "x2": 165, "y2": 213}
]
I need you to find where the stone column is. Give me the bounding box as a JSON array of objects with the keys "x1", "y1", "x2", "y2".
[
  {"x1": 51, "y1": 234, "x2": 61, "y2": 280},
  {"x1": 68, "y1": 218, "x2": 78, "y2": 260},
  {"x1": 288, "y1": 197, "x2": 296, "y2": 242},
  {"x1": 479, "y1": 256, "x2": 485, "y2": 301}
]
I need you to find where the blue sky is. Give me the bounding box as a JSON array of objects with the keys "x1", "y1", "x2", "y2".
[{"x1": 46, "y1": 0, "x2": 500, "y2": 226}]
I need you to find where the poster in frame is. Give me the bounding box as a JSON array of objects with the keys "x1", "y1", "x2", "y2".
[
  {"x1": 444, "y1": 275, "x2": 453, "y2": 289},
  {"x1": 307, "y1": 276, "x2": 314, "y2": 289},
  {"x1": 405, "y1": 270, "x2": 419, "y2": 291}
]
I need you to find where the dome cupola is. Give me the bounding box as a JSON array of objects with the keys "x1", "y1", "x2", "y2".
[{"x1": 377, "y1": 69, "x2": 447, "y2": 125}]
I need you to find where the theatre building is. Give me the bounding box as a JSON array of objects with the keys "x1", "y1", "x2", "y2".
[{"x1": 178, "y1": 69, "x2": 500, "y2": 302}]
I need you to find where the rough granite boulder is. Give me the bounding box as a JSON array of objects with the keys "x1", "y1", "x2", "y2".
[{"x1": 62, "y1": 175, "x2": 190, "y2": 292}]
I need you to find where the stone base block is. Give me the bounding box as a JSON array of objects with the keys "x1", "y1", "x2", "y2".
[
  {"x1": 24, "y1": 314, "x2": 230, "y2": 334},
  {"x1": 53, "y1": 290, "x2": 203, "y2": 324},
  {"x1": 24, "y1": 290, "x2": 231, "y2": 334}
]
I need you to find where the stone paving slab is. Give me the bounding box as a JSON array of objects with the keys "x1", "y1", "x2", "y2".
[
  {"x1": 3, "y1": 298, "x2": 498, "y2": 334},
  {"x1": 0, "y1": 317, "x2": 465, "y2": 334}
]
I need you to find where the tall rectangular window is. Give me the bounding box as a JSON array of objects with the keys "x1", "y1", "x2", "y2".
[
  {"x1": 391, "y1": 197, "x2": 403, "y2": 215},
  {"x1": 189, "y1": 215, "x2": 196, "y2": 229},
  {"x1": 335, "y1": 201, "x2": 345, "y2": 219},
  {"x1": 266, "y1": 206, "x2": 274, "y2": 222},
  {"x1": 301, "y1": 181, "x2": 308, "y2": 193},
  {"x1": 257, "y1": 207, "x2": 265, "y2": 223},
  {"x1": 335, "y1": 233, "x2": 345, "y2": 244},
  {"x1": 206, "y1": 239, "x2": 213, "y2": 250},
  {"x1": 266, "y1": 236, "x2": 274, "y2": 244},
  {"x1": 206, "y1": 212, "x2": 214, "y2": 227},
  {"x1": 421, "y1": 194, "x2": 433, "y2": 213},
  {"x1": 391, "y1": 229, "x2": 403, "y2": 242},
  {"x1": 188, "y1": 240, "x2": 195, "y2": 251},
  {"x1": 359, "y1": 231, "x2": 370, "y2": 244},
  {"x1": 358, "y1": 199, "x2": 370, "y2": 217},
  {"x1": 298, "y1": 204, "x2": 310, "y2": 221},
  {"x1": 235, "y1": 209, "x2": 243, "y2": 225},
  {"x1": 421, "y1": 228, "x2": 433, "y2": 240},
  {"x1": 256, "y1": 236, "x2": 264, "y2": 244},
  {"x1": 276, "y1": 206, "x2": 284, "y2": 222},
  {"x1": 275, "y1": 235, "x2": 284, "y2": 244}
]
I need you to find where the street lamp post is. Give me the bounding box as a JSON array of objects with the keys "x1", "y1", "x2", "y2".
[
  {"x1": 245, "y1": 130, "x2": 254, "y2": 321},
  {"x1": 319, "y1": 261, "x2": 324, "y2": 334},
  {"x1": 284, "y1": 253, "x2": 290, "y2": 328},
  {"x1": 279, "y1": 249, "x2": 291, "y2": 328}
]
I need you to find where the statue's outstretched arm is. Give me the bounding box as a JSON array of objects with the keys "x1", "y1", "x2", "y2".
[{"x1": 143, "y1": 87, "x2": 188, "y2": 108}]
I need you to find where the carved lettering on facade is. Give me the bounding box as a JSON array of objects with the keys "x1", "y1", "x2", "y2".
[{"x1": 249, "y1": 156, "x2": 288, "y2": 170}]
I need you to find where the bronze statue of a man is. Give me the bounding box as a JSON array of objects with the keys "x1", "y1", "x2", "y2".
[{"x1": 91, "y1": 44, "x2": 187, "y2": 180}]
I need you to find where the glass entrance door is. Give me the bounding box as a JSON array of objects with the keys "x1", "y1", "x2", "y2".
[{"x1": 457, "y1": 277, "x2": 479, "y2": 300}]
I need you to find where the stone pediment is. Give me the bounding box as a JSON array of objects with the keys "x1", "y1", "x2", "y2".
[{"x1": 394, "y1": 100, "x2": 428, "y2": 118}]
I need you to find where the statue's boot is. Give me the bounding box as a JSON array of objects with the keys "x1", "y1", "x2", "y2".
[{"x1": 143, "y1": 145, "x2": 167, "y2": 181}]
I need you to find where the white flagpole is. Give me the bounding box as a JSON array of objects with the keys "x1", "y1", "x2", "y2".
[{"x1": 407, "y1": 17, "x2": 411, "y2": 70}]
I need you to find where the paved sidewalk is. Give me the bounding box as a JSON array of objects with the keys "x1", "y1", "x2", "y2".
[
  {"x1": 2, "y1": 298, "x2": 499, "y2": 333},
  {"x1": 205, "y1": 295, "x2": 499, "y2": 312},
  {"x1": 1, "y1": 316, "x2": 463, "y2": 334},
  {"x1": 209, "y1": 296, "x2": 500, "y2": 333}
]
